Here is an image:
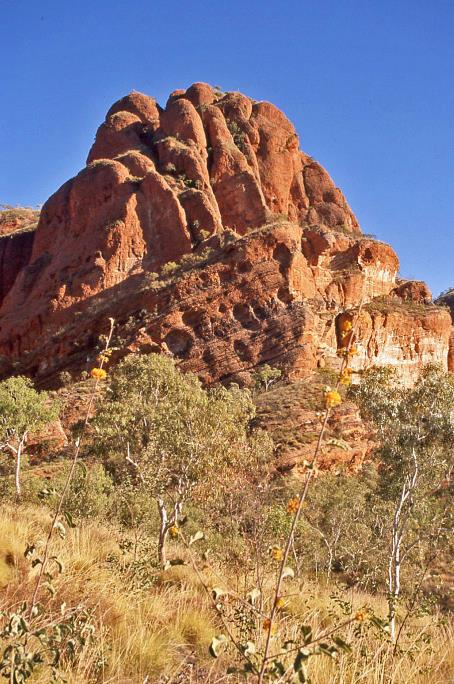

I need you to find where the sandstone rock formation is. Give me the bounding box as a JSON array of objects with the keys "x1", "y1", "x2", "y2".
[
  {"x1": 435, "y1": 289, "x2": 454, "y2": 373},
  {"x1": 0, "y1": 83, "x2": 450, "y2": 385}
]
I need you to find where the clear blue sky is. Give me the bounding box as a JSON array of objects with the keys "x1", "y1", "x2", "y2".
[{"x1": 1, "y1": 0, "x2": 453, "y2": 295}]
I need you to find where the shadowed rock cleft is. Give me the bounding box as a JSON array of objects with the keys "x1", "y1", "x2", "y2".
[{"x1": 0, "y1": 83, "x2": 450, "y2": 385}]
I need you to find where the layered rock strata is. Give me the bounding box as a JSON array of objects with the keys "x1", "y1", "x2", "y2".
[{"x1": 0, "y1": 83, "x2": 450, "y2": 384}]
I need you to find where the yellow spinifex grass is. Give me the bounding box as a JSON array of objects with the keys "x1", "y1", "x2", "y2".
[
  {"x1": 0, "y1": 503, "x2": 216, "y2": 682},
  {"x1": 0, "y1": 503, "x2": 451, "y2": 683}
]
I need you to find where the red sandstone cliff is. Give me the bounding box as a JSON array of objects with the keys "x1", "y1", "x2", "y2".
[{"x1": 0, "y1": 83, "x2": 450, "y2": 384}]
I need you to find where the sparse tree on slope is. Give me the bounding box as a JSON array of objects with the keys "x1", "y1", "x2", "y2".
[
  {"x1": 93, "y1": 354, "x2": 271, "y2": 566},
  {"x1": 351, "y1": 365, "x2": 454, "y2": 642},
  {"x1": 0, "y1": 376, "x2": 59, "y2": 498}
]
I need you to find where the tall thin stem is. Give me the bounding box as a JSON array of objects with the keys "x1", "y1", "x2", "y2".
[
  {"x1": 257, "y1": 291, "x2": 366, "y2": 682},
  {"x1": 29, "y1": 319, "x2": 114, "y2": 616}
]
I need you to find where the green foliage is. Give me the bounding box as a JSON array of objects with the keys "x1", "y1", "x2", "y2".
[
  {"x1": 93, "y1": 354, "x2": 272, "y2": 562},
  {"x1": 350, "y1": 364, "x2": 454, "y2": 639},
  {"x1": 162, "y1": 162, "x2": 176, "y2": 175},
  {"x1": 350, "y1": 365, "x2": 454, "y2": 498},
  {"x1": 178, "y1": 173, "x2": 201, "y2": 189},
  {"x1": 52, "y1": 462, "x2": 114, "y2": 520},
  {"x1": 0, "y1": 376, "x2": 58, "y2": 445},
  {"x1": 219, "y1": 227, "x2": 240, "y2": 247},
  {"x1": 302, "y1": 472, "x2": 381, "y2": 583},
  {"x1": 199, "y1": 229, "x2": 210, "y2": 241},
  {"x1": 226, "y1": 119, "x2": 246, "y2": 151},
  {"x1": 0, "y1": 602, "x2": 95, "y2": 683},
  {"x1": 252, "y1": 364, "x2": 282, "y2": 391},
  {"x1": 160, "y1": 261, "x2": 179, "y2": 277},
  {"x1": 159, "y1": 248, "x2": 215, "y2": 280},
  {"x1": 179, "y1": 247, "x2": 215, "y2": 269},
  {"x1": 58, "y1": 370, "x2": 72, "y2": 386},
  {"x1": 0, "y1": 377, "x2": 59, "y2": 496},
  {"x1": 94, "y1": 354, "x2": 259, "y2": 480}
]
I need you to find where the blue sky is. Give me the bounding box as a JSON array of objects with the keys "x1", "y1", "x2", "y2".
[{"x1": 1, "y1": 0, "x2": 453, "y2": 295}]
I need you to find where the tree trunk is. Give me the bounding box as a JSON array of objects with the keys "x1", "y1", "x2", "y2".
[
  {"x1": 15, "y1": 440, "x2": 24, "y2": 499},
  {"x1": 388, "y1": 487, "x2": 406, "y2": 642},
  {"x1": 388, "y1": 534, "x2": 400, "y2": 643},
  {"x1": 157, "y1": 498, "x2": 168, "y2": 567}
]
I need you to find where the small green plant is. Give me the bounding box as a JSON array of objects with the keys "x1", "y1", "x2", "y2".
[
  {"x1": 177, "y1": 174, "x2": 201, "y2": 189},
  {"x1": 253, "y1": 364, "x2": 282, "y2": 392},
  {"x1": 160, "y1": 261, "x2": 179, "y2": 278},
  {"x1": 0, "y1": 601, "x2": 96, "y2": 683},
  {"x1": 220, "y1": 228, "x2": 240, "y2": 247},
  {"x1": 163, "y1": 162, "x2": 176, "y2": 175},
  {"x1": 226, "y1": 119, "x2": 246, "y2": 152},
  {"x1": 199, "y1": 229, "x2": 210, "y2": 241},
  {"x1": 58, "y1": 370, "x2": 72, "y2": 386}
]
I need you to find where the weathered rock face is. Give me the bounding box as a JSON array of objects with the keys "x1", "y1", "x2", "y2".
[
  {"x1": 435, "y1": 290, "x2": 454, "y2": 372},
  {"x1": 255, "y1": 374, "x2": 375, "y2": 474},
  {"x1": 0, "y1": 207, "x2": 39, "y2": 237},
  {"x1": 0, "y1": 208, "x2": 38, "y2": 307},
  {"x1": 0, "y1": 231, "x2": 34, "y2": 307},
  {"x1": 0, "y1": 84, "x2": 450, "y2": 385}
]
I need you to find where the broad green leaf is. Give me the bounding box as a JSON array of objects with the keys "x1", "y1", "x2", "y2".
[
  {"x1": 332, "y1": 636, "x2": 352, "y2": 652},
  {"x1": 294, "y1": 648, "x2": 310, "y2": 671},
  {"x1": 300, "y1": 624, "x2": 312, "y2": 644},
  {"x1": 63, "y1": 511, "x2": 76, "y2": 528},
  {"x1": 317, "y1": 643, "x2": 338, "y2": 658}
]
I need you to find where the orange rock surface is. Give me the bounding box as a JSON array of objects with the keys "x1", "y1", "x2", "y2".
[{"x1": 0, "y1": 84, "x2": 450, "y2": 385}]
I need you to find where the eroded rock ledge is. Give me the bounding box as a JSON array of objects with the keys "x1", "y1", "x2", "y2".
[{"x1": 0, "y1": 83, "x2": 450, "y2": 384}]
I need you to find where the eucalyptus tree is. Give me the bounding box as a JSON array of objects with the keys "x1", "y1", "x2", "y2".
[
  {"x1": 351, "y1": 365, "x2": 454, "y2": 641},
  {"x1": 94, "y1": 353, "x2": 271, "y2": 565}
]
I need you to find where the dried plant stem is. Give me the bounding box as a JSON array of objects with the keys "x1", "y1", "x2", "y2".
[
  {"x1": 179, "y1": 531, "x2": 259, "y2": 673},
  {"x1": 258, "y1": 292, "x2": 366, "y2": 682},
  {"x1": 29, "y1": 319, "x2": 114, "y2": 616}
]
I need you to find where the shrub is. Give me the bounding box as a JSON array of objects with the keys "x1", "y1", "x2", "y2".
[
  {"x1": 160, "y1": 261, "x2": 179, "y2": 278},
  {"x1": 93, "y1": 354, "x2": 272, "y2": 565},
  {"x1": 0, "y1": 377, "x2": 59, "y2": 498}
]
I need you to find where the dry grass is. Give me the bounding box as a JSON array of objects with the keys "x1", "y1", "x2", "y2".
[
  {"x1": 255, "y1": 371, "x2": 343, "y2": 453},
  {"x1": 0, "y1": 504, "x2": 216, "y2": 682},
  {"x1": 365, "y1": 296, "x2": 445, "y2": 317},
  {"x1": 0, "y1": 503, "x2": 452, "y2": 683}
]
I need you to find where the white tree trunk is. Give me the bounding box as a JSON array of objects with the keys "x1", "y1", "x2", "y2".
[
  {"x1": 388, "y1": 463, "x2": 416, "y2": 643},
  {"x1": 157, "y1": 498, "x2": 168, "y2": 567},
  {"x1": 14, "y1": 436, "x2": 26, "y2": 499},
  {"x1": 15, "y1": 444, "x2": 22, "y2": 498},
  {"x1": 388, "y1": 522, "x2": 401, "y2": 643}
]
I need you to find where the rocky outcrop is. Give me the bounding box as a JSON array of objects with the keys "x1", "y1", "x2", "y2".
[
  {"x1": 0, "y1": 206, "x2": 39, "y2": 237},
  {"x1": 0, "y1": 219, "x2": 449, "y2": 386},
  {"x1": 255, "y1": 375, "x2": 375, "y2": 474},
  {"x1": 0, "y1": 231, "x2": 34, "y2": 306},
  {"x1": 0, "y1": 84, "x2": 449, "y2": 385},
  {"x1": 435, "y1": 289, "x2": 454, "y2": 372},
  {"x1": 0, "y1": 207, "x2": 38, "y2": 306}
]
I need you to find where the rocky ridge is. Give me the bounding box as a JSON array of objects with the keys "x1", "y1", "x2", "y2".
[{"x1": 0, "y1": 83, "x2": 451, "y2": 385}]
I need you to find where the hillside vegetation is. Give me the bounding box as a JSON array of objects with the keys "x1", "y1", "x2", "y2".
[
  {"x1": 0, "y1": 338, "x2": 453, "y2": 682},
  {"x1": 0, "y1": 205, "x2": 40, "y2": 236}
]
